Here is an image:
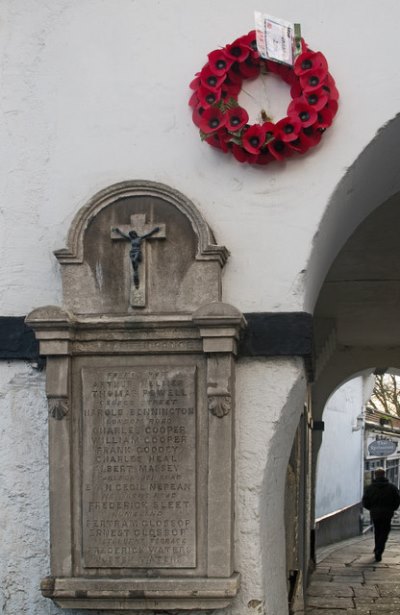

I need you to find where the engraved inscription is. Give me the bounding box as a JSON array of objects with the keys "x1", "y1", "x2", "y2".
[{"x1": 81, "y1": 366, "x2": 196, "y2": 569}]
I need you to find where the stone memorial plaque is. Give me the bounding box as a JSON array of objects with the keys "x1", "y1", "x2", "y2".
[
  {"x1": 28, "y1": 182, "x2": 243, "y2": 610},
  {"x1": 81, "y1": 366, "x2": 197, "y2": 569}
]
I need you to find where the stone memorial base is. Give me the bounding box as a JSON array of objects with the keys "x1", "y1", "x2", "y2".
[{"x1": 41, "y1": 574, "x2": 240, "y2": 610}]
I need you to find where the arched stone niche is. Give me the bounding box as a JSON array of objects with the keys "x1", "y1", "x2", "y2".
[
  {"x1": 27, "y1": 181, "x2": 245, "y2": 611},
  {"x1": 55, "y1": 180, "x2": 229, "y2": 315}
]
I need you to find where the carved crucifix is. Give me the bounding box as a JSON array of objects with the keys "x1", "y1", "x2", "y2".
[{"x1": 111, "y1": 214, "x2": 166, "y2": 308}]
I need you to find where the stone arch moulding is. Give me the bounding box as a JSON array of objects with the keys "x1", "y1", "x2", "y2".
[
  {"x1": 52, "y1": 179, "x2": 232, "y2": 315},
  {"x1": 55, "y1": 180, "x2": 229, "y2": 266},
  {"x1": 304, "y1": 113, "x2": 400, "y2": 313},
  {"x1": 313, "y1": 349, "x2": 400, "y2": 423}
]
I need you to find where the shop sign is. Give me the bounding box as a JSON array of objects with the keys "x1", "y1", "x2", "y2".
[{"x1": 368, "y1": 438, "x2": 398, "y2": 457}]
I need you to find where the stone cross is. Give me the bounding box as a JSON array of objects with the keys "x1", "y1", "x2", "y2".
[{"x1": 111, "y1": 213, "x2": 166, "y2": 307}]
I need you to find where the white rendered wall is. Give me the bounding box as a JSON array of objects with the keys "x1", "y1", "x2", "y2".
[
  {"x1": 315, "y1": 376, "x2": 373, "y2": 518},
  {"x1": 1, "y1": 1, "x2": 400, "y2": 614},
  {"x1": 1, "y1": 0, "x2": 400, "y2": 316}
]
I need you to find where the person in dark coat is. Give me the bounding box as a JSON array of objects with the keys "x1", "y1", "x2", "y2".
[{"x1": 362, "y1": 467, "x2": 400, "y2": 561}]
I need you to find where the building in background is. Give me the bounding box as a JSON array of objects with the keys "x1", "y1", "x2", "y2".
[
  {"x1": 364, "y1": 403, "x2": 400, "y2": 527},
  {"x1": 315, "y1": 374, "x2": 374, "y2": 548}
]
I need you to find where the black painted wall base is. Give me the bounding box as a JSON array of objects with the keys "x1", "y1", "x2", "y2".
[
  {"x1": 0, "y1": 317, "x2": 40, "y2": 361},
  {"x1": 0, "y1": 313, "x2": 313, "y2": 372}
]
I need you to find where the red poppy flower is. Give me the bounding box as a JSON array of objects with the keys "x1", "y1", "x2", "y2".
[
  {"x1": 224, "y1": 36, "x2": 250, "y2": 62},
  {"x1": 275, "y1": 117, "x2": 302, "y2": 142},
  {"x1": 200, "y1": 64, "x2": 226, "y2": 91},
  {"x1": 242, "y1": 124, "x2": 266, "y2": 154},
  {"x1": 189, "y1": 91, "x2": 199, "y2": 108},
  {"x1": 288, "y1": 133, "x2": 312, "y2": 154},
  {"x1": 225, "y1": 106, "x2": 249, "y2": 131},
  {"x1": 243, "y1": 30, "x2": 260, "y2": 59},
  {"x1": 300, "y1": 67, "x2": 327, "y2": 93},
  {"x1": 265, "y1": 61, "x2": 294, "y2": 85},
  {"x1": 207, "y1": 49, "x2": 234, "y2": 76},
  {"x1": 238, "y1": 57, "x2": 261, "y2": 79},
  {"x1": 301, "y1": 88, "x2": 329, "y2": 111},
  {"x1": 226, "y1": 68, "x2": 243, "y2": 84},
  {"x1": 323, "y1": 75, "x2": 339, "y2": 101},
  {"x1": 231, "y1": 144, "x2": 252, "y2": 163},
  {"x1": 288, "y1": 99, "x2": 318, "y2": 127},
  {"x1": 198, "y1": 107, "x2": 226, "y2": 134},
  {"x1": 190, "y1": 75, "x2": 200, "y2": 90},
  {"x1": 255, "y1": 150, "x2": 275, "y2": 165},
  {"x1": 197, "y1": 86, "x2": 222, "y2": 108},
  {"x1": 314, "y1": 107, "x2": 334, "y2": 129},
  {"x1": 268, "y1": 139, "x2": 292, "y2": 161},
  {"x1": 325, "y1": 99, "x2": 339, "y2": 117},
  {"x1": 265, "y1": 60, "x2": 280, "y2": 75},
  {"x1": 221, "y1": 86, "x2": 241, "y2": 100},
  {"x1": 294, "y1": 51, "x2": 328, "y2": 76},
  {"x1": 192, "y1": 105, "x2": 205, "y2": 128},
  {"x1": 262, "y1": 121, "x2": 277, "y2": 143},
  {"x1": 281, "y1": 66, "x2": 297, "y2": 86},
  {"x1": 206, "y1": 130, "x2": 230, "y2": 153},
  {"x1": 221, "y1": 71, "x2": 243, "y2": 98},
  {"x1": 301, "y1": 126, "x2": 323, "y2": 147},
  {"x1": 290, "y1": 81, "x2": 303, "y2": 99}
]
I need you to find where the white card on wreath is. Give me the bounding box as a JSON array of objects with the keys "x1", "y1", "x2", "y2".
[{"x1": 254, "y1": 12, "x2": 295, "y2": 66}]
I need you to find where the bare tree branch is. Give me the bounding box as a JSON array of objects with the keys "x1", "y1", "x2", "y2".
[{"x1": 368, "y1": 373, "x2": 400, "y2": 417}]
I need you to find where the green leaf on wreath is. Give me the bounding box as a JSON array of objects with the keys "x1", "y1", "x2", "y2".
[
  {"x1": 228, "y1": 136, "x2": 242, "y2": 146},
  {"x1": 200, "y1": 130, "x2": 212, "y2": 141},
  {"x1": 224, "y1": 97, "x2": 239, "y2": 110},
  {"x1": 227, "y1": 129, "x2": 243, "y2": 139}
]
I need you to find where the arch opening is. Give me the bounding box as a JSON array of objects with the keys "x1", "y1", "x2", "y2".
[
  {"x1": 311, "y1": 183, "x2": 400, "y2": 556},
  {"x1": 304, "y1": 113, "x2": 400, "y2": 313}
]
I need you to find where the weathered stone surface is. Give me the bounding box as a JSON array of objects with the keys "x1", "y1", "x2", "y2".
[
  {"x1": 352, "y1": 586, "x2": 379, "y2": 598},
  {"x1": 27, "y1": 182, "x2": 245, "y2": 611},
  {"x1": 332, "y1": 576, "x2": 364, "y2": 584},
  {"x1": 307, "y1": 534, "x2": 400, "y2": 615},
  {"x1": 54, "y1": 181, "x2": 229, "y2": 317},
  {"x1": 307, "y1": 582, "x2": 354, "y2": 597},
  {"x1": 81, "y1": 365, "x2": 197, "y2": 569},
  {"x1": 307, "y1": 596, "x2": 354, "y2": 608},
  {"x1": 378, "y1": 584, "x2": 400, "y2": 595}
]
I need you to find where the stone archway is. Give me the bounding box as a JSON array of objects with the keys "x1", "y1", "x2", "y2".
[
  {"x1": 313, "y1": 191, "x2": 400, "y2": 422},
  {"x1": 303, "y1": 109, "x2": 400, "y2": 575},
  {"x1": 311, "y1": 188, "x2": 400, "y2": 563},
  {"x1": 304, "y1": 113, "x2": 400, "y2": 314}
]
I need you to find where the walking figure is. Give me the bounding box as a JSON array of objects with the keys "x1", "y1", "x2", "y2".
[
  {"x1": 362, "y1": 467, "x2": 400, "y2": 561},
  {"x1": 112, "y1": 226, "x2": 160, "y2": 289}
]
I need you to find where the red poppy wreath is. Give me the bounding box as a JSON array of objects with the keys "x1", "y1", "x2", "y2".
[{"x1": 189, "y1": 31, "x2": 339, "y2": 165}]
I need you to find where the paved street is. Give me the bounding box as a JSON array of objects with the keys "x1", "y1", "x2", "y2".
[{"x1": 305, "y1": 530, "x2": 400, "y2": 614}]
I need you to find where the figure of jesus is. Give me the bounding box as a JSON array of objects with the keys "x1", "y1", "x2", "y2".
[{"x1": 112, "y1": 226, "x2": 160, "y2": 289}]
